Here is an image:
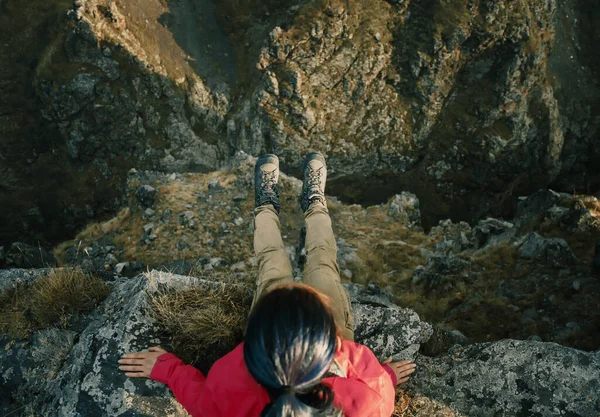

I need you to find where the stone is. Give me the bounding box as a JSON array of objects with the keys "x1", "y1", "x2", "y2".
[
  {"x1": 515, "y1": 232, "x2": 577, "y2": 266},
  {"x1": 135, "y1": 185, "x2": 157, "y2": 208},
  {"x1": 143, "y1": 222, "x2": 155, "y2": 234},
  {"x1": 472, "y1": 218, "x2": 515, "y2": 248},
  {"x1": 114, "y1": 262, "x2": 129, "y2": 275},
  {"x1": 209, "y1": 258, "x2": 226, "y2": 268},
  {"x1": 410, "y1": 255, "x2": 471, "y2": 291},
  {"x1": 208, "y1": 178, "x2": 219, "y2": 189},
  {"x1": 429, "y1": 220, "x2": 474, "y2": 255},
  {"x1": 515, "y1": 189, "x2": 571, "y2": 223},
  {"x1": 4, "y1": 242, "x2": 57, "y2": 268},
  {"x1": 409, "y1": 340, "x2": 600, "y2": 417},
  {"x1": 230, "y1": 261, "x2": 246, "y2": 271},
  {"x1": 104, "y1": 253, "x2": 118, "y2": 267},
  {"x1": 386, "y1": 192, "x2": 422, "y2": 231},
  {"x1": 0, "y1": 268, "x2": 50, "y2": 293}
]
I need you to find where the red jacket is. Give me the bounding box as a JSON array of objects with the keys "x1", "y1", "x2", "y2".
[{"x1": 150, "y1": 340, "x2": 397, "y2": 417}]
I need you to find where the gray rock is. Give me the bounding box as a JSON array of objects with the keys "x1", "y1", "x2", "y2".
[
  {"x1": 515, "y1": 232, "x2": 577, "y2": 266},
  {"x1": 560, "y1": 208, "x2": 600, "y2": 234},
  {"x1": 386, "y1": 192, "x2": 422, "y2": 231},
  {"x1": 410, "y1": 255, "x2": 471, "y2": 291},
  {"x1": 472, "y1": 218, "x2": 515, "y2": 248},
  {"x1": 429, "y1": 220, "x2": 474, "y2": 255},
  {"x1": 516, "y1": 189, "x2": 570, "y2": 221},
  {"x1": 114, "y1": 262, "x2": 129, "y2": 275},
  {"x1": 135, "y1": 185, "x2": 157, "y2": 208},
  {"x1": 104, "y1": 253, "x2": 118, "y2": 267},
  {"x1": 5, "y1": 273, "x2": 184, "y2": 416},
  {"x1": 0, "y1": 268, "x2": 51, "y2": 293},
  {"x1": 4, "y1": 242, "x2": 57, "y2": 268},
  {"x1": 143, "y1": 208, "x2": 156, "y2": 218},
  {"x1": 43, "y1": 73, "x2": 100, "y2": 121},
  {"x1": 410, "y1": 340, "x2": 600, "y2": 417},
  {"x1": 143, "y1": 222, "x2": 155, "y2": 234}
]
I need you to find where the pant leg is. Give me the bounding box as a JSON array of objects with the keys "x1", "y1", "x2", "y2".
[
  {"x1": 303, "y1": 202, "x2": 354, "y2": 341},
  {"x1": 250, "y1": 204, "x2": 294, "y2": 313}
]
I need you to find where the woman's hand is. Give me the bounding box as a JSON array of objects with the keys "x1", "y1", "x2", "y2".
[
  {"x1": 118, "y1": 346, "x2": 168, "y2": 378},
  {"x1": 382, "y1": 357, "x2": 417, "y2": 385}
]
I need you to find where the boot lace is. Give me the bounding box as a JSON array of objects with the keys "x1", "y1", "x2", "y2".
[
  {"x1": 260, "y1": 169, "x2": 278, "y2": 198},
  {"x1": 306, "y1": 168, "x2": 323, "y2": 194}
]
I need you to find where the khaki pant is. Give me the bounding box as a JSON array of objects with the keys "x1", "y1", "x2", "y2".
[{"x1": 250, "y1": 203, "x2": 355, "y2": 341}]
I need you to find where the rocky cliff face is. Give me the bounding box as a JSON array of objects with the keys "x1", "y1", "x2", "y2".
[{"x1": 1, "y1": 0, "x2": 599, "y2": 248}]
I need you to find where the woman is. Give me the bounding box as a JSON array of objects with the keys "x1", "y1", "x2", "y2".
[{"x1": 118, "y1": 153, "x2": 417, "y2": 416}]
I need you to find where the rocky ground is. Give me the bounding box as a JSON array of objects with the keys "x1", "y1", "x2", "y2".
[
  {"x1": 50, "y1": 153, "x2": 600, "y2": 351},
  {"x1": 1, "y1": 268, "x2": 598, "y2": 417},
  {"x1": 0, "y1": 153, "x2": 599, "y2": 415}
]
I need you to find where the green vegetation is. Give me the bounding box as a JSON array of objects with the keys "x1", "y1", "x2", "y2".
[{"x1": 0, "y1": 268, "x2": 111, "y2": 339}]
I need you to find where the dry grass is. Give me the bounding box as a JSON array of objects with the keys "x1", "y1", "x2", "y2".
[
  {"x1": 393, "y1": 243, "x2": 520, "y2": 328},
  {"x1": 148, "y1": 276, "x2": 253, "y2": 373},
  {"x1": 392, "y1": 388, "x2": 412, "y2": 416},
  {"x1": 581, "y1": 196, "x2": 600, "y2": 218},
  {"x1": 0, "y1": 268, "x2": 110, "y2": 339}
]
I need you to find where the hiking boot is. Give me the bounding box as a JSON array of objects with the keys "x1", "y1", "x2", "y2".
[
  {"x1": 300, "y1": 152, "x2": 327, "y2": 212},
  {"x1": 254, "y1": 154, "x2": 280, "y2": 213}
]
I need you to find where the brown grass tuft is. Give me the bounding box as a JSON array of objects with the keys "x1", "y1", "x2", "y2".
[
  {"x1": 148, "y1": 276, "x2": 253, "y2": 373},
  {"x1": 0, "y1": 268, "x2": 111, "y2": 339},
  {"x1": 392, "y1": 388, "x2": 412, "y2": 417}
]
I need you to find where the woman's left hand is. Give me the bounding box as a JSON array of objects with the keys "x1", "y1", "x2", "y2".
[
  {"x1": 382, "y1": 357, "x2": 417, "y2": 385},
  {"x1": 118, "y1": 346, "x2": 168, "y2": 378}
]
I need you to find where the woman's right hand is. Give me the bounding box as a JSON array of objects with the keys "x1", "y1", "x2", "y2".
[{"x1": 382, "y1": 357, "x2": 417, "y2": 385}]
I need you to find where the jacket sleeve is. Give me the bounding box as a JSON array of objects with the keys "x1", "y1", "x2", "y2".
[
  {"x1": 149, "y1": 353, "x2": 208, "y2": 417},
  {"x1": 381, "y1": 363, "x2": 398, "y2": 386},
  {"x1": 344, "y1": 342, "x2": 397, "y2": 416}
]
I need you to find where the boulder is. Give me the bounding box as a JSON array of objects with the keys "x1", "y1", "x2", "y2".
[
  {"x1": 386, "y1": 192, "x2": 423, "y2": 231},
  {"x1": 472, "y1": 218, "x2": 516, "y2": 249},
  {"x1": 409, "y1": 340, "x2": 600, "y2": 417},
  {"x1": 135, "y1": 185, "x2": 158, "y2": 208},
  {"x1": 411, "y1": 255, "x2": 471, "y2": 292},
  {"x1": 515, "y1": 189, "x2": 572, "y2": 222},
  {"x1": 344, "y1": 282, "x2": 433, "y2": 361},
  {"x1": 4, "y1": 242, "x2": 57, "y2": 268},
  {"x1": 514, "y1": 232, "x2": 577, "y2": 266},
  {"x1": 429, "y1": 220, "x2": 474, "y2": 255}
]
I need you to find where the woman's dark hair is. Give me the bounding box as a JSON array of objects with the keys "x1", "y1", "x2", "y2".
[{"x1": 244, "y1": 283, "x2": 341, "y2": 417}]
